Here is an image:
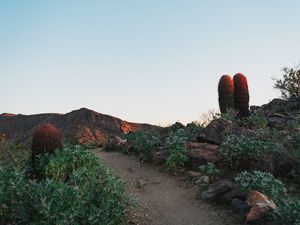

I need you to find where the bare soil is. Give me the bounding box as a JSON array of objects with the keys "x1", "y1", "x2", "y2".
[{"x1": 93, "y1": 150, "x2": 242, "y2": 225}]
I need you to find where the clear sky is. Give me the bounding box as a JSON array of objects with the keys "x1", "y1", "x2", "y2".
[{"x1": 1, "y1": 1, "x2": 300, "y2": 125}]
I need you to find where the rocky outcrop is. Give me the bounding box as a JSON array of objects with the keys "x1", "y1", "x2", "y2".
[
  {"x1": 246, "y1": 191, "x2": 277, "y2": 222},
  {"x1": 201, "y1": 179, "x2": 245, "y2": 203},
  {"x1": 0, "y1": 108, "x2": 161, "y2": 147},
  {"x1": 251, "y1": 97, "x2": 300, "y2": 116},
  {"x1": 186, "y1": 142, "x2": 222, "y2": 170},
  {"x1": 251, "y1": 97, "x2": 300, "y2": 130},
  {"x1": 197, "y1": 119, "x2": 253, "y2": 145}
]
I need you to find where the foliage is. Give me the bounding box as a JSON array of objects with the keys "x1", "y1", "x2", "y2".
[
  {"x1": 218, "y1": 75, "x2": 234, "y2": 114},
  {"x1": 31, "y1": 123, "x2": 63, "y2": 165},
  {"x1": 0, "y1": 136, "x2": 28, "y2": 169},
  {"x1": 36, "y1": 145, "x2": 99, "y2": 180},
  {"x1": 124, "y1": 131, "x2": 161, "y2": 160},
  {"x1": 273, "y1": 63, "x2": 300, "y2": 99},
  {"x1": 0, "y1": 145, "x2": 131, "y2": 225},
  {"x1": 235, "y1": 171, "x2": 287, "y2": 201},
  {"x1": 290, "y1": 132, "x2": 300, "y2": 159},
  {"x1": 184, "y1": 122, "x2": 204, "y2": 140},
  {"x1": 245, "y1": 114, "x2": 268, "y2": 129},
  {"x1": 219, "y1": 108, "x2": 239, "y2": 122},
  {"x1": 199, "y1": 163, "x2": 220, "y2": 176},
  {"x1": 233, "y1": 73, "x2": 250, "y2": 117},
  {"x1": 275, "y1": 199, "x2": 300, "y2": 225},
  {"x1": 165, "y1": 129, "x2": 189, "y2": 171},
  {"x1": 254, "y1": 127, "x2": 283, "y2": 143},
  {"x1": 219, "y1": 134, "x2": 278, "y2": 170}
]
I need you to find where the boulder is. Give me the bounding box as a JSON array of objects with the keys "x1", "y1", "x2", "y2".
[
  {"x1": 186, "y1": 142, "x2": 222, "y2": 170},
  {"x1": 257, "y1": 151, "x2": 298, "y2": 177},
  {"x1": 197, "y1": 119, "x2": 253, "y2": 145},
  {"x1": 252, "y1": 97, "x2": 300, "y2": 116},
  {"x1": 231, "y1": 198, "x2": 251, "y2": 215},
  {"x1": 267, "y1": 113, "x2": 297, "y2": 129},
  {"x1": 246, "y1": 191, "x2": 277, "y2": 222},
  {"x1": 201, "y1": 179, "x2": 245, "y2": 203}
]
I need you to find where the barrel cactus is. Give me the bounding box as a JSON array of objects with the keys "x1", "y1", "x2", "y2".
[
  {"x1": 218, "y1": 75, "x2": 234, "y2": 113},
  {"x1": 31, "y1": 123, "x2": 63, "y2": 165},
  {"x1": 233, "y1": 73, "x2": 249, "y2": 117}
]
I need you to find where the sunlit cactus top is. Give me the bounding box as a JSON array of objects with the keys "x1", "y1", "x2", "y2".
[
  {"x1": 218, "y1": 75, "x2": 234, "y2": 114},
  {"x1": 233, "y1": 73, "x2": 249, "y2": 117},
  {"x1": 31, "y1": 123, "x2": 63, "y2": 162}
]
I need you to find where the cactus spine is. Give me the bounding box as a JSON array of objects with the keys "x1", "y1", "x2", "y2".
[
  {"x1": 218, "y1": 75, "x2": 234, "y2": 114},
  {"x1": 233, "y1": 73, "x2": 249, "y2": 117}
]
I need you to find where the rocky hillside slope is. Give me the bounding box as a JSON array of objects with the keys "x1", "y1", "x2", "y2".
[{"x1": 0, "y1": 108, "x2": 160, "y2": 146}]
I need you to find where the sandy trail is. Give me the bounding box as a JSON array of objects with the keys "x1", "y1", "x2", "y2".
[{"x1": 93, "y1": 150, "x2": 240, "y2": 225}]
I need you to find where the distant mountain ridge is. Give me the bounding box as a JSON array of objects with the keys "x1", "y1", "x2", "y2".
[{"x1": 0, "y1": 108, "x2": 160, "y2": 146}]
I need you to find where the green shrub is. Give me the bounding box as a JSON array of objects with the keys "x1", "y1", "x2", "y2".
[
  {"x1": 0, "y1": 167, "x2": 31, "y2": 224},
  {"x1": 0, "y1": 137, "x2": 28, "y2": 169},
  {"x1": 199, "y1": 162, "x2": 220, "y2": 176},
  {"x1": 0, "y1": 145, "x2": 131, "y2": 225},
  {"x1": 235, "y1": 171, "x2": 287, "y2": 201},
  {"x1": 125, "y1": 131, "x2": 161, "y2": 160},
  {"x1": 275, "y1": 199, "x2": 300, "y2": 225},
  {"x1": 184, "y1": 122, "x2": 204, "y2": 140},
  {"x1": 219, "y1": 134, "x2": 278, "y2": 170},
  {"x1": 36, "y1": 145, "x2": 99, "y2": 180},
  {"x1": 165, "y1": 129, "x2": 189, "y2": 171},
  {"x1": 254, "y1": 127, "x2": 283, "y2": 143},
  {"x1": 290, "y1": 133, "x2": 300, "y2": 159},
  {"x1": 246, "y1": 114, "x2": 268, "y2": 129}
]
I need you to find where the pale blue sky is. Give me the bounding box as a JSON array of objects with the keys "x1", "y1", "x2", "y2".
[{"x1": 1, "y1": 1, "x2": 300, "y2": 124}]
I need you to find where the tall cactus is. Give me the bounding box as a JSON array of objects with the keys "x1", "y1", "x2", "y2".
[
  {"x1": 233, "y1": 73, "x2": 249, "y2": 117},
  {"x1": 218, "y1": 75, "x2": 234, "y2": 113},
  {"x1": 31, "y1": 123, "x2": 63, "y2": 165}
]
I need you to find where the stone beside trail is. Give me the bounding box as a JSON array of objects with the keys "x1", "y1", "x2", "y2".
[{"x1": 94, "y1": 150, "x2": 241, "y2": 225}]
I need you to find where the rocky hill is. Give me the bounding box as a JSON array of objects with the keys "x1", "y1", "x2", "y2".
[{"x1": 0, "y1": 108, "x2": 160, "y2": 147}]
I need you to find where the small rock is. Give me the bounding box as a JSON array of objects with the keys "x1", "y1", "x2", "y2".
[
  {"x1": 201, "y1": 179, "x2": 245, "y2": 203},
  {"x1": 187, "y1": 170, "x2": 202, "y2": 180},
  {"x1": 138, "y1": 178, "x2": 147, "y2": 188},
  {"x1": 152, "y1": 179, "x2": 161, "y2": 184},
  {"x1": 231, "y1": 198, "x2": 251, "y2": 215},
  {"x1": 199, "y1": 175, "x2": 210, "y2": 184},
  {"x1": 246, "y1": 190, "x2": 277, "y2": 222}
]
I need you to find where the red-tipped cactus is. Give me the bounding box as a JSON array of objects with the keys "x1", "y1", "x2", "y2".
[
  {"x1": 218, "y1": 75, "x2": 234, "y2": 113},
  {"x1": 31, "y1": 123, "x2": 63, "y2": 164},
  {"x1": 233, "y1": 73, "x2": 250, "y2": 117}
]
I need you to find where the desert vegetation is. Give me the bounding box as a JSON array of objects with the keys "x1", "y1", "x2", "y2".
[
  {"x1": 0, "y1": 131, "x2": 132, "y2": 225},
  {"x1": 105, "y1": 68, "x2": 300, "y2": 224},
  {"x1": 1, "y1": 65, "x2": 300, "y2": 225}
]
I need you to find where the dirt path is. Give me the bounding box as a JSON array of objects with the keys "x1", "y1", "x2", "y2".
[{"x1": 93, "y1": 150, "x2": 241, "y2": 225}]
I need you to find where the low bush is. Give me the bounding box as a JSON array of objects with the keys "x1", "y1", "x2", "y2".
[
  {"x1": 125, "y1": 131, "x2": 161, "y2": 160},
  {"x1": 275, "y1": 199, "x2": 300, "y2": 225},
  {"x1": 0, "y1": 145, "x2": 131, "y2": 225},
  {"x1": 219, "y1": 134, "x2": 278, "y2": 170},
  {"x1": 235, "y1": 171, "x2": 287, "y2": 201},
  {"x1": 199, "y1": 162, "x2": 220, "y2": 177},
  {"x1": 184, "y1": 122, "x2": 204, "y2": 140},
  {"x1": 245, "y1": 114, "x2": 268, "y2": 129},
  {"x1": 165, "y1": 129, "x2": 189, "y2": 171},
  {"x1": 0, "y1": 137, "x2": 28, "y2": 169},
  {"x1": 36, "y1": 145, "x2": 99, "y2": 180}
]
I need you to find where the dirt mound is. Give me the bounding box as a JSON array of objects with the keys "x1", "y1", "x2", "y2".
[{"x1": 0, "y1": 108, "x2": 160, "y2": 146}]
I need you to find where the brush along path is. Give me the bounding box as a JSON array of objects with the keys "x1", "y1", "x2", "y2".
[{"x1": 93, "y1": 150, "x2": 240, "y2": 225}]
